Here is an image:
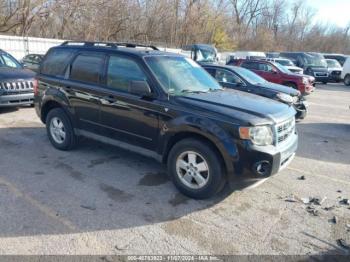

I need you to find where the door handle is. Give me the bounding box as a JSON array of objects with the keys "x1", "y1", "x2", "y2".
[{"x1": 102, "y1": 95, "x2": 116, "y2": 103}]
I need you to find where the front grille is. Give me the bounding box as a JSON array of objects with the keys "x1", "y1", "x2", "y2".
[
  {"x1": 275, "y1": 118, "x2": 295, "y2": 145},
  {"x1": 0, "y1": 81, "x2": 33, "y2": 94},
  {"x1": 314, "y1": 72, "x2": 328, "y2": 77}
]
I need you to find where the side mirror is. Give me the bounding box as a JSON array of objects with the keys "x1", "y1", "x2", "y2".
[{"x1": 129, "y1": 80, "x2": 152, "y2": 97}]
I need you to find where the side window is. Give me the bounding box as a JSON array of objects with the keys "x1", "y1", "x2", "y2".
[
  {"x1": 205, "y1": 68, "x2": 216, "y2": 77},
  {"x1": 106, "y1": 56, "x2": 147, "y2": 92},
  {"x1": 257, "y1": 63, "x2": 273, "y2": 72},
  {"x1": 241, "y1": 61, "x2": 258, "y2": 70},
  {"x1": 41, "y1": 49, "x2": 75, "y2": 76},
  {"x1": 215, "y1": 69, "x2": 241, "y2": 84},
  {"x1": 70, "y1": 54, "x2": 105, "y2": 84}
]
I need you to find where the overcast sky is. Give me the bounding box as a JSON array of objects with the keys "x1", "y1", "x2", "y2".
[{"x1": 307, "y1": 0, "x2": 350, "y2": 28}]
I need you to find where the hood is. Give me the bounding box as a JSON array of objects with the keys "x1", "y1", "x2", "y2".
[
  {"x1": 328, "y1": 67, "x2": 342, "y2": 71},
  {"x1": 307, "y1": 66, "x2": 328, "y2": 72},
  {"x1": 0, "y1": 67, "x2": 35, "y2": 81},
  {"x1": 258, "y1": 82, "x2": 300, "y2": 96},
  {"x1": 173, "y1": 89, "x2": 296, "y2": 126},
  {"x1": 286, "y1": 66, "x2": 303, "y2": 71}
]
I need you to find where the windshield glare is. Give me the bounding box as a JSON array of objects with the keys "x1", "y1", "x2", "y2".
[
  {"x1": 233, "y1": 67, "x2": 266, "y2": 85},
  {"x1": 304, "y1": 55, "x2": 327, "y2": 67},
  {"x1": 145, "y1": 56, "x2": 222, "y2": 95},
  {"x1": 196, "y1": 49, "x2": 216, "y2": 62},
  {"x1": 326, "y1": 59, "x2": 341, "y2": 68},
  {"x1": 0, "y1": 53, "x2": 22, "y2": 69}
]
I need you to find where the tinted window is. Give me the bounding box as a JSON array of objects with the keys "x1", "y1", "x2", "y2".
[
  {"x1": 107, "y1": 56, "x2": 147, "y2": 92},
  {"x1": 204, "y1": 68, "x2": 216, "y2": 77},
  {"x1": 41, "y1": 49, "x2": 75, "y2": 76},
  {"x1": 70, "y1": 54, "x2": 105, "y2": 84},
  {"x1": 215, "y1": 69, "x2": 241, "y2": 84},
  {"x1": 241, "y1": 61, "x2": 258, "y2": 70},
  {"x1": 257, "y1": 63, "x2": 274, "y2": 72}
]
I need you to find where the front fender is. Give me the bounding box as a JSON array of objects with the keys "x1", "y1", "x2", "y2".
[{"x1": 158, "y1": 115, "x2": 239, "y2": 175}]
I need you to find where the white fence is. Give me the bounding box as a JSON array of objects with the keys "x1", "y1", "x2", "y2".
[{"x1": 0, "y1": 35, "x2": 64, "y2": 60}]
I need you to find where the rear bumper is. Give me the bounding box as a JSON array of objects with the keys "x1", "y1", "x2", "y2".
[{"x1": 0, "y1": 92, "x2": 34, "y2": 107}]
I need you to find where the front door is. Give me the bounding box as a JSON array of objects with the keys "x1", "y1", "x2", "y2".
[{"x1": 99, "y1": 54, "x2": 160, "y2": 150}]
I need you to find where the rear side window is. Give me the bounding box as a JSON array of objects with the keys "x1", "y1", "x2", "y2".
[
  {"x1": 241, "y1": 61, "x2": 258, "y2": 70},
  {"x1": 70, "y1": 54, "x2": 105, "y2": 84},
  {"x1": 41, "y1": 49, "x2": 75, "y2": 76},
  {"x1": 106, "y1": 55, "x2": 147, "y2": 92}
]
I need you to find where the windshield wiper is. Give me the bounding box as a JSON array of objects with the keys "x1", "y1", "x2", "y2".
[{"x1": 181, "y1": 89, "x2": 208, "y2": 94}]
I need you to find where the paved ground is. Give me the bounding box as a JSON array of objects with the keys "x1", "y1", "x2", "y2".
[{"x1": 0, "y1": 83, "x2": 349, "y2": 255}]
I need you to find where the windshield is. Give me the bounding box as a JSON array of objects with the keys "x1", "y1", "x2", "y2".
[
  {"x1": 145, "y1": 56, "x2": 222, "y2": 95},
  {"x1": 304, "y1": 54, "x2": 327, "y2": 67},
  {"x1": 195, "y1": 48, "x2": 216, "y2": 63},
  {"x1": 0, "y1": 53, "x2": 22, "y2": 69},
  {"x1": 326, "y1": 59, "x2": 341, "y2": 68},
  {"x1": 276, "y1": 59, "x2": 294, "y2": 66},
  {"x1": 273, "y1": 62, "x2": 291, "y2": 74},
  {"x1": 233, "y1": 66, "x2": 267, "y2": 85}
]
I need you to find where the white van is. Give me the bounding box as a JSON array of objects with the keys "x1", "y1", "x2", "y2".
[
  {"x1": 234, "y1": 51, "x2": 266, "y2": 60},
  {"x1": 341, "y1": 57, "x2": 350, "y2": 86}
]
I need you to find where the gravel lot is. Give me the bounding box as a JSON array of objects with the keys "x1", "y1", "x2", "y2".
[{"x1": 0, "y1": 83, "x2": 349, "y2": 255}]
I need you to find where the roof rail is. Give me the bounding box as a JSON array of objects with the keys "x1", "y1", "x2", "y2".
[
  {"x1": 60, "y1": 41, "x2": 118, "y2": 48},
  {"x1": 115, "y1": 42, "x2": 159, "y2": 50},
  {"x1": 60, "y1": 41, "x2": 159, "y2": 50}
]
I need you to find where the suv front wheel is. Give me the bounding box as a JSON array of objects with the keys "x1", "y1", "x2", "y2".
[
  {"x1": 46, "y1": 108, "x2": 77, "y2": 151},
  {"x1": 344, "y1": 75, "x2": 350, "y2": 86},
  {"x1": 167, "y1": 138, "x2": 225, "y2": 199}
]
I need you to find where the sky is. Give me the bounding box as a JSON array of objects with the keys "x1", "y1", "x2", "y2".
[{"x1": 307, "y1": 0, "x2": 350, "y2": 28}]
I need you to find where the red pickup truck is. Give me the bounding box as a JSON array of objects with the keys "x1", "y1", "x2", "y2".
[{"x1": 235, "y1": 59, "x2": 315, "y2": 95}]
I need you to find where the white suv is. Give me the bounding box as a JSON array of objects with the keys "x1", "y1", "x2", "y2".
[{"x1": 341, "y1": 57, "x2": 350, "y2": 86}]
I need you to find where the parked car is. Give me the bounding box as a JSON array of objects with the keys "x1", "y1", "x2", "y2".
[
  {"x1": 341, "y1": 57, "x2": 350, "y2": 86},
  {"x1": 202, "y1": 64, "x2": 308, "y2": 120},
  {"x1": 324, "y1": 54, "x2": 348, "y2": 66},
  {"x1": 279, "y1": 52, "x2": 329, "y2": 84},
  {"x1": 21, "y1": 54, "x2": 44, "y2": 72},
  {"x1": 0, "y1": 49, "x2": 35, "y2": 107},
  {"x1": 236, "y1": 59, "x2": 315, "y2": 95},
  {"x1": 326, "y1": 59, "x2": 342, "y2": 83},
  {"x1": 35, "y1": 41, "x2": 298, "y2": 199},
  {"x1": 267, "y1": 58, "x2": 304, "y2": 74}
]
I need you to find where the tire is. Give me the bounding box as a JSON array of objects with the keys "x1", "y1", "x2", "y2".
[
  {"x1": 167, "y1": 138, "x2": 225, "y2": 199},
  {"x1": 46, "y1": 108, "x2": 77, "y2": 151},
  {"x1": 284, "y1": 82, "x2": 297, "y2": 89},
  {"x1": 344, "y1": 75, "x2": 350, "y2": 86}
]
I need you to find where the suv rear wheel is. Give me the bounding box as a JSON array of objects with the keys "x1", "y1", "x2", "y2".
[
  {"x1": 46, "y1": 108, "x2": 77, "y2": 150},
  {"x1": 167, "y1": 138, "x2": 225, "y2": 199},
  {"x1": 344, "y1": 75, "x2": 350, "y2": 86}
]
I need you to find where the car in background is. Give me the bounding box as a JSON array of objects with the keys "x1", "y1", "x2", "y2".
[
  {"x1": 279, "y1": 52, "x2": 329, "y2": 84},
  {"x1": 236, "y1": 59, "x2": 315, "y2": 95},
  {"x1": 341, "y1": 57, "x2": 350, "y2": 86},
  {"x1": 324, "y1": 54, "x2": 348, "y2": 66},
  {"x1": 181, "y1": 44, "x2": 218, "y2": 64},
  {"x1": 21, "y1": 54, "x2": 44, "y2": 72},
  {"x1": 0, "y1": 49, "x2": 35, "y2": 107},
  {"x1": 326, "y1": 59, "x2": 342, "y2": 83},
  {"x1": 202, "y1": 64, "x2": 308, "y2": 119},
  {"x1": 267, "y1": 58, "x2": 303, "y2": 74},
  {"x1": 234, "y1": 51, "x2": 266, "y2": 60}
]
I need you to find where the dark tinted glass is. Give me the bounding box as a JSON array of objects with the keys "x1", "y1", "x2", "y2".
[
  {"x1": 241, "y1": 61, "x2": 258, "y2": 70},
  {"x1": 41, "y1": 49, "x2": 75, "y2": 76},
  {"x1": 107, "y1": 56, "x2": 147, "y2": 92},
  {"x1": 70, "y1": 54, "x2": 105, "y2": 84}
]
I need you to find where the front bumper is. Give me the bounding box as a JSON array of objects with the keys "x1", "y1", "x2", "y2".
[
  {"x1": 0, "y1": 92, "x2": 34, "y2": 107},
  {"x1": 234, "y1": 133, "x2": 298, "y2": 178},
  {"x1": 294, "y1": 100, "x2": 308, "y2": 120}
]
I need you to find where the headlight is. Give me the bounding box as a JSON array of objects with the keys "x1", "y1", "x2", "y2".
[
  {"x1": 276, "y1": 93, "x2": 294, "y2": 103},
  {"x1": 302, "y1": 77, "x2": 309, "y2": 84},
  {"x1": 239, "y1": 126, "x2": 273, "y2": 146}
]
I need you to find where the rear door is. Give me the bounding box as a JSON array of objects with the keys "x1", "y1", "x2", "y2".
[{"x1": 62, "y1": 52, "x2": 107, "y2": 133}]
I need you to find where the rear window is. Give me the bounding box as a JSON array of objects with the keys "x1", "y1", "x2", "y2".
[
  {"x1": 70, "y1": 54, "x2": 105, "y2": 84},
  {"x1": 41, "y1": 49, "x2": 75, "y2": 77}
]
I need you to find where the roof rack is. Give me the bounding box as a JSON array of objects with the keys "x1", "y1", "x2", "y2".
[{"x1": 60, "y1": 41, "x2": 159, "y2": 50}]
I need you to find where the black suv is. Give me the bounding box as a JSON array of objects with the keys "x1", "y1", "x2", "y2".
[
  {"x1": 0, "y1": 49, "x2": 35, "y2": 107},
  {"x1": 35, "y1": 41, "x2": 298, "y2": 199}
]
